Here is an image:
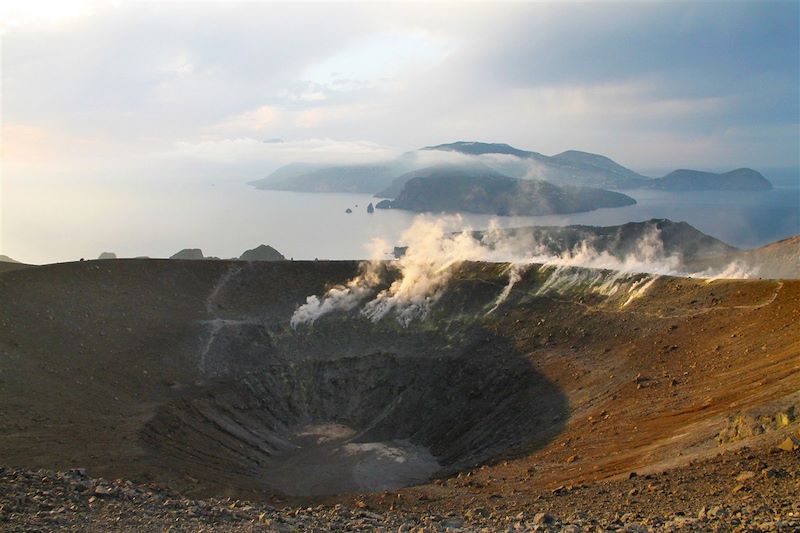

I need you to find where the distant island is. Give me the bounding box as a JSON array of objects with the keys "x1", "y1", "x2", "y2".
[
  {"x1": 249, "y1": 141, "x2": 773, "y2": 198},
  {"x1": 248, "y1": 162, "x2": 410, "y2": 194},
  {"x1": 376, "y1": 165, "x2": 636, "y2": 216},
  {"x1": 421, "y1": 142, "x2": 650, "y2": 189},
  {"x1": 167, "y1": 245, "x2": 286, "y2": 261},
  {"x1": 239, "y1": 244, "x2": 286, "y2": 261},
  {"x1": 170, "y1": 248, "x2": 205, "y2": 260},
  {"x1": 647, "y1": 168, "x2": 772, "y2": 191}
]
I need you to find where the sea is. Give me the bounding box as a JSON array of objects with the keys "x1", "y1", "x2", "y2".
[{"x1": 2, "y1": 171, "x2": 798, "y2": 265}]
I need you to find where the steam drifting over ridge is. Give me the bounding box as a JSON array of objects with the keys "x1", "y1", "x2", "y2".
[{"x1": 290, "y1": 216, "x2": 757, "y2": 327}]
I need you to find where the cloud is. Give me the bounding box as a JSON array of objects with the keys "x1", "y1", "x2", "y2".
[
  {"x1": 209, "y1": 105, "x2": 281, "y2": 136},
  {"x1": 167, "y1": 137, "x2": 397, "y2": 168},
  {"x1": 2, "y1": 1, "x2": 797, "y2": 178}
]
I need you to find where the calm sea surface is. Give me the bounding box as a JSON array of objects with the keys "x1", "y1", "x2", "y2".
[{"x1": 3, "y1": 177, "x2": 798, "y2": 264}]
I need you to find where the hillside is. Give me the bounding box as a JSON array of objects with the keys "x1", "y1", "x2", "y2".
[{"x1": 379, "y1": 168, "x2": 636, "y2": 215}]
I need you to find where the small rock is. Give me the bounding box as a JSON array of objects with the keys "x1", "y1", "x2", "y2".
[
  {"x1": 93, "y1": 485, "x2": 115, "y2": 497},
  {"x1": 532, "y1": 512, "x2": 556, "y2": 525},
  {"x1": 736, "y1": 471, "x2": 756, "y2": 482},
  {"x1": 777, "y1": 436, "x2": 799, "y2": 452},
  {"x1": 761, "y1": 467, "x2": 786, "y2": 478},
  {"x1": 441, "y1": 517, "x2": 464, "y2": 529}
]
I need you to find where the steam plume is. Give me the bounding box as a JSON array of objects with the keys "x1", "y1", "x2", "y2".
[{"x1": 290, "y1": 215, "x2": 756, "y2": 327}]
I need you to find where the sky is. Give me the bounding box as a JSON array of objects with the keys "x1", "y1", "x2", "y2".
[
  {"x1": 2, "y1": 0, "x2": 798, "y2": 181},
  {"x1": 0, "y1": 1, "x2": 799, "y2": 262}
]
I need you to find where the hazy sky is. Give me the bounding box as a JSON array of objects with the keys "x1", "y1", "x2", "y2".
[
  {"x1": 1, "y1": 1, "x2": 799, "y2": 263},
  {"x1": 2, "y1": 0, "x2": 799, "y2": 184}
]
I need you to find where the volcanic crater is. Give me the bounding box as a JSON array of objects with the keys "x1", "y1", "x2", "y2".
[{"x1": 0, "y1": 259, "x2": 797, "y2": 509}]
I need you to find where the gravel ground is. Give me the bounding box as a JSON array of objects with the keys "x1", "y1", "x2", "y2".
[{"x1": 1, "y1": 446, "x2": 797, "y2": 532}]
